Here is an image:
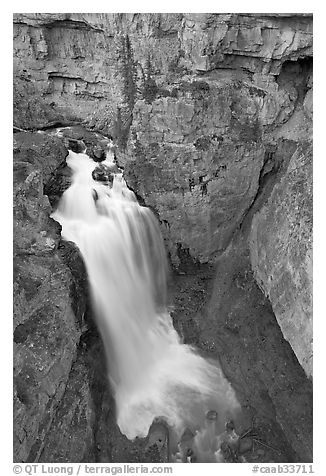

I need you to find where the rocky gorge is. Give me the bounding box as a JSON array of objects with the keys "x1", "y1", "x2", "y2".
[{"x1": 13, "y1": 13, "x2": 313, "y2": 463}]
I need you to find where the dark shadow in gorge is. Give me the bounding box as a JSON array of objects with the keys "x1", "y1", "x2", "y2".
[
  {"x1": 170, "y1": 238, "x2": 312, "y2": 463},
  {"x1": 168, "y1": 139, "x2": 313, "y2": 462}
]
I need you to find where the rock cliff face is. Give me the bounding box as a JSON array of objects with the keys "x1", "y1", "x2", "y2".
[
  {"x1": 13, "y1": 13, "x2": 313, "y2": 463},
  {"x1": 249, "y1": 143, "x2": 313, "y2": 377},
  {"x1": 13, "y1": 132, "x2": 87, "y2": 461}
]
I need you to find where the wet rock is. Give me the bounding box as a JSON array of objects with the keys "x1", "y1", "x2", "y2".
[
  {"x1": 92, "y1": 146, "x2": 106, "y2": 162},
  {"x1": 92, "y1": 164, "x2": 114, "y2": 183},
  {"x1": 239, "y1": 437, "x2": 253, "y2": 454},
  {"x1": 144, "y1": 421, "x2": 169, "y2": 463},
  {"x1": 219, "y1": 422, "x2": 240, "y2": 460},
  {"x1": 51, "y1": 126, "x2": 113, "y2": 151},
  {"x1": 65, "y1": 138, "x2": 86, "y2": 153},
  {"x1": 44, "y1": 160, "x2": 72, "y2": 209},
  {"x1": 51, "y1": 126, "x2": 115, "y2": 162}
]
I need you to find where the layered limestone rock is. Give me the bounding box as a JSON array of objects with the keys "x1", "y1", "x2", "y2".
[
  {"x1": 249, "y1": 143, "x2": 313, "y2": 377},
  {"x1": 179, "y1": 14, "x2": 312, "y2": 74},
  {"x1": 13, "y1": 13, "x2": 312, "y2": 133}
]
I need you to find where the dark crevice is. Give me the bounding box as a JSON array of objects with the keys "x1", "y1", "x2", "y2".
[
  {"x1": 13, "y1": 122, "x2": 86, "y2": 134},
  {"x1": 78, "y1": 323, "x2": 111, "y2": 462},
  {"x1": 34, "y1": 121, "x2": 84, "y2": 131},
  {"x1": 47, "y1": 73, "x2": 107, "y2": 87},
  {"x1": 239, "y1": 140, "x2": 298, "y2": 234},
  {"x1": 44, "y1": 19, "x2": 104, "y2": 33},
  {"x1": 276, "y1": 57, "x2": 313, "y2": 107}
]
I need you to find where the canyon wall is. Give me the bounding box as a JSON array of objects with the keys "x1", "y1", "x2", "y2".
[
  {"x1": 14, "y1": 11, "x2": 312, "y2": 374},
  {"x1": 13, "y1": 13, "x2": 313, "y2": 462},
  {"x1": 13, "y1": 132, "x2": 89, "y2": 461}
]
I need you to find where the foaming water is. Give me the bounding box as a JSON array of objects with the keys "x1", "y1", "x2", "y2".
[{"x1": 52, "y1": 150, "x2": 240, "y2": 458}]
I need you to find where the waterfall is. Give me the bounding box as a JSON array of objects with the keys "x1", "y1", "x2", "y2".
[{"x1": 51, "y1": 149, "x2": 240, "y2": 459}]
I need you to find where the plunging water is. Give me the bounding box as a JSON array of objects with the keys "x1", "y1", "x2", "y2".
[{"x1": 51, "y1": 149, "x2": 240, "y2": 461}]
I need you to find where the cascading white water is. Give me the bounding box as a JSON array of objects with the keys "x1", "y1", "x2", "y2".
[{"x1": 51, "y1": 149, "x2": 240, "y2": 459}]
